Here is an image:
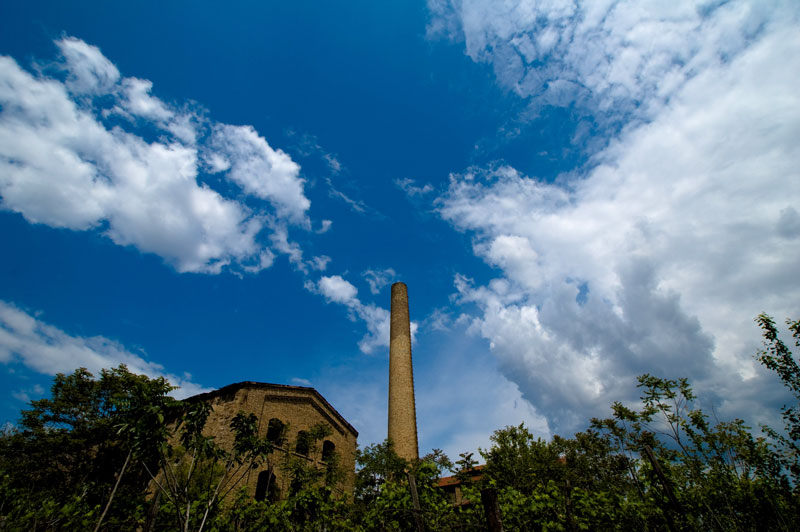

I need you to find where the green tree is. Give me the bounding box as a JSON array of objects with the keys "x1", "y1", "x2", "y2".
[
  {"x1": 482, "y1": 423, "x2": 563, "y2": 494},
  {"x1": 591, "y1": 373, "x2": 795, "y2": 531},
  {"x1": 421, "y1": 448, "x2": 453, "y2": 477},
  {"x1": 148, "y1": 405, "x2": 277, "y2": 532},
  {"x1": 0, "y1": 365, "x2": 176, "y2": 531},
  {"x1": 282, "y1": 422, "x2": 343, "y2": 497},
  {"x1": 353, "y1": 439, "x2": 408, "y2": 504},
  {"x1": 755, "y1": 313, "x2": 800, "y2": 485}
]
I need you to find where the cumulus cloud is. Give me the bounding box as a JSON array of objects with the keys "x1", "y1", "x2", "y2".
[
  {"x1": 355, "y1": 304, "x2": 395, "y2": 355},
  {"x1": 0, "y1": 37, "x2": 311, "y2": 274},
  {"x1": 320, "y1": 319, "x2": 549, "y2": 457},
  {"x1": 206, "y1": 124, "x2": 308, "y2": 223},
  {"x1": 435, "y1": 12, "x2": 800, "y2": 433},
  {"x1": 0, "y1": 301, "x2": 210, "y2": 399},
  {"x1": 416, "y1": 337, "x2": 549, "y2": 459},
  {"x1": 318, "y1": 275, "x2": 359, "y2": 306}
]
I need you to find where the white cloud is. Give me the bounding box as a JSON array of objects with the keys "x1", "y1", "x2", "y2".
[
  {"x1": 57, "y1": 37, "x2": 120, "y2": 95},
  {"x1": 437, "y1": 380, "x2": 546, "y2": 461},
  {"x1": 115, "y1": 77, "x2": 174, "y2": 122},
  {"x1": 313, "y1": 274, "x2": 418, "y2": 354},
  {"x1": 309, "y1": 255, "x2": 331, "y2": 271},
  {"x1": 0, "y1": 37, "x2": 312, "y2": 274},
  {"x1": 242, "y1": 249, "x2": 276, "y2": 274},
  {"x1": 356, "y1": 300, "x2": 419, "y2": 355},
  {"x1": 422, "y1": 308, "x2": 454, "y2": 332},
  {"x1": 395, "y1": 178, "x2": 434, "y2": 197},
  {"x1": 11, "y1": 390, "x2": 30, "y2": 403},
  {"x1": 415, "y1": 330, "x2": 550, "y2": 459},
  {"x1": 207, "y1": 124, "x2": 309, "y2": 224},
  {"x1": 0, "y1": 301, "x2": 210, "y2": 399},
  {"x1": 320, "y1": 367, "x2": 387, "y2": 447},
  {"x1": 317, "y1": 219, "x2": 333, "y2": 234},
  {"x1": 11, "y1": 383, "x2": 44, "y2": 403},
  {"x1": 356, "y1": 304, "x2": 393, "y2": 355},
  {"x1": 363, "y1": 268, "x2": 397, "y2": 295},
  {"x1": 325, "y1": 177, "x2": 369, "y2": 214},
  {"x1": 324, "y1": 153, "x2": 342, "y2": 174},
  {"x1": 318, "y1": 275, "x2": 359, "y2": 306},
  {"x1": 428, "y1": 0, "x2": 791, "y2": 127},
  {"x1": 436, "y1": 16, "x2": 800, "y2": 432},
  {"x1": 320, "y1": 321, "x2": 549, "y2": 459},
  {"x1": 267, "y1": 220, "x2": 308, "y2": 272}
]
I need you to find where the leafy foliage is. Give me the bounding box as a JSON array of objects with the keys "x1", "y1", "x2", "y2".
[
  {"x1": 0, "y1": 365, "x2": 176, "y2": 531},
  {"x1": 756, "y1": 314, "x2": 800, "y2": 484},
  {"x1": 149, "y1": 403, "x2": 281, "y2": 532},
  {"x1": 2, "y1": 316, "x2": 800, "y2": 530}
]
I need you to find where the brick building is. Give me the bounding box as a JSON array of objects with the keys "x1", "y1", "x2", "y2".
[
  {"x1": 437, "y1": 466, "x2": 485, "y2": 506},
  {"x1": 185, "y1": 381, "x2": 358, "y2": 500}
]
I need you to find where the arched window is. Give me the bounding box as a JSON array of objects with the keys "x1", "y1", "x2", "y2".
[
  {"x1": 295, "y1": 430, "x2": 311, "y2": 456},
  {"x1": 321, "y1": 440, "x2": 335, "y2": 463},
  {"x1": 255, "y1": 470, "x2": 279, "y2": 502},
  {"x1": 266, "y1": 418, "x2": 285, "y2": 444}
]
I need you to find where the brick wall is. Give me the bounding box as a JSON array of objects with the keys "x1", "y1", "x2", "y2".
[{"x1": 189, "y1": 382, "x2": 358, "y2": 499}]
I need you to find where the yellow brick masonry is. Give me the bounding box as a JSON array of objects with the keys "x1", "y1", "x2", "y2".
[
  {"x1": 185, "y1": 382, "x2": 358, "y2": 499},
  {"x1": 388, "y1": 282, "x2": 419, "y2": 462}
]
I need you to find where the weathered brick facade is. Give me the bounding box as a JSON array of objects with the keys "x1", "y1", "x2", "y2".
[
  {"x1": 388, "y1": 282, "x2": 419, "y2": 462},
  {"x1": 186, "y1": 382, "x2": 358, "y2": 499}
]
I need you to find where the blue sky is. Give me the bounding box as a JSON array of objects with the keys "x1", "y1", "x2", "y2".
[{"x1": 1, "y1": 0, "x2": 799, "y2": 460}]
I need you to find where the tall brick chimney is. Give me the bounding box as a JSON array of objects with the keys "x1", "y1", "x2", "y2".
[{"x1": 388, "y1": 282, "x2": 419, "y2": 462}]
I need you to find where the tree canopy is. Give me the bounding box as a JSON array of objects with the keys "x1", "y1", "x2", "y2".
[{"x1": 2, "y1": 315, "x2": 800, "y2": 530}]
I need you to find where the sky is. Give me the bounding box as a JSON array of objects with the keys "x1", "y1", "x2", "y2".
[{"x1": 1, "y1": 0, "x2": 798, "y2": 461}]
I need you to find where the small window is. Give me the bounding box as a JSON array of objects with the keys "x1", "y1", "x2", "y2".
[
  {"x1": 255, "y1": 470, "x2": 279, "y2": 502},
  {"x1": 295, "y1": 430, "x2": 311, "y2": 456},
  {"x1": 321, "y1": 440, "x2": 335, "y2": 462},
  {"x1": 290, "y1": 475, "x2": 304, "y2": 496},
  {"x1": 266, "y1": 418, "x2": 285, "y2": 444}
]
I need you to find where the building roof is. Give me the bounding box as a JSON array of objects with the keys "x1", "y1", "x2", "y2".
[
  {"x1": 437, "y1": 465, "x2": 485, "y2": 488},
  {"x1": 185, "y1": 381, "x2": 358, "y2": 437}
]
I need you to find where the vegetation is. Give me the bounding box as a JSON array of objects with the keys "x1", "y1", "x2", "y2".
[{"x1": 2, "y1": 315, "x2": 799, "y2": 530}]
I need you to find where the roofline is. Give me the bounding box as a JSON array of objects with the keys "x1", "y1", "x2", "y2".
[
  {"x1": 437, "y1": 465, "x2": 486, "y2": 487},
  {"x1": 184, "y1": 381, "x2": 358, "y2": 437}
]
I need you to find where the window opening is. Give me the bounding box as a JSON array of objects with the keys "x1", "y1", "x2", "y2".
[
  {"x1": 255, "y1": 470, "x2": 279, "y2": 502},
  {"x1": 266, "y1": 418, "x2": 285, "y2": 444},
  {"x1": 321, "y1": 440, "x2": 335, "y2": 462},
  {"x1": 295, "y1": 430, "x2": 311, "y2": 456}
]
